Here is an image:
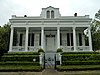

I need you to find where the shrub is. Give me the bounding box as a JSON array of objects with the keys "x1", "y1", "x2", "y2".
[
  {"x1": 5, "y1": 52, "x2": 39, "y2": 55},
  {"x1": 1, "y1": 55, "x2": 39, "y2": 62},
  {"x1": 0, "y1": 65, "x2": 43, "y2": 72},
  {"x1": 57, "y1": 48, "x2": 63, "y2": 53},
  {"x1": 62, "y1": 54, "x2": 100, "y2": 61},
  {"x1": 0, "y1": 62, "x2": 40, "y2": 66},
  {"x1": 62, "y1": 61, "x2": 100, "y2": 65},
  {"x1": 61, "y1": 52, "x2": 100, "y2": 55},
  {"x1": 38, "y1": 48, "x2": 44, "y2": 53},
  {"x1": 57, "y1": 65, "x2": 100, "y2": 71}
]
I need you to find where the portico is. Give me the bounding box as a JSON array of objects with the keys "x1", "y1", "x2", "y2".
[{"x1": 9, "y1": 6, "x2": 93, "y2": 52}]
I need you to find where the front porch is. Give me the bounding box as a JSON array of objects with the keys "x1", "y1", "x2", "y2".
[{"x1": 9, "y1": 27, "x2": 92, "y2": 52}]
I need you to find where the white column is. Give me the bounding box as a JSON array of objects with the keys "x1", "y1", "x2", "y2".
[
  {"x1": 25, "y1": 27, "x2": 29, "y2": 51},
  {"x1": 82, "y1": 33, "x2": 85, "y2": 46},
  {"x1": 73, "y1": 27, "x2": 77, "y2": 51},
  {"x1": 57, "y1": 27, "x2": 60, "y2": 48},
  {"x1": 88, "y1": 27, "x2": 92, "y2": 51},
  {"x1": 41, "y1": 27, "x2": 44, "y2": 49},
  {"x1": 9, "y1": 27, "x2": 14, "y2": 52}
]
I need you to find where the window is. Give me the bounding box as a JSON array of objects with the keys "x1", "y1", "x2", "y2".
[
  {"x1": 39, "y1": 33, "x2": 41, "y2": 46},
  {"x1": 28, "y1": 33, "x2": 34, "y2": 46},
  {"x1": 28, "y1": 33, "x2": 31, "y2": 46},
  {"x1": 31, "y1": 33, "x2": 34, "y2": 46},
  {"x1": 79, "y1": 33, "x2": 82, "y2": 46},
  {"x1": 71, "y1": 33, "x2": 73, "y2": 46},
  {"x1": 47, "y1": 11, "x2": 50, "y2": 18},
  {"x1": 60, "y1": 33, "x2": 62, "y2": 45},
  {"x1": 19, "y1": 34, "x2": 23, "y2": 46},
  {"x1": 67, "y1": 33, "x2": 70, "y2": 46},
  {"x1": 46, "y1": 10, "x2": 54, "y2": 18},
  {"x1": 51, "y1": 10, "x2": 54, "y2": 18}
]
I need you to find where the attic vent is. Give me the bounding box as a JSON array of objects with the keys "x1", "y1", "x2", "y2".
[
  {"x1": 74, "y1": 13, "x2": 77, "y2": 17},
  {"x1": 24, "y1": 15, "x2": 27, "y2": 17}
]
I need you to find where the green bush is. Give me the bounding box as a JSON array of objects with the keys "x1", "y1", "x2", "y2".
[
  {"x1": 57, "y1": 65, "x2": 100, "y2": 71},
  {"x1": 62, "y1": 52, "x2": 100, "y2": 55},
  {"x1": 5, "y1": 52, "x2": 39, "y2": 55},
  {"x1": 0, "y1": 65, "x2": 43, "y2": 72},
  {"x1": 0, "y1": 62, "x2": 40, "y2": 66},
  {"x1": 62, "y1": 54, "x2": 100, "y2": 61},
  {"x1": 1, "y1": 55, "x2": 39, "y2": 62},
  {"x1": 57, "y1": 48, "x2": 63, "y2": 53},
  {"x1": 62, "y1": 61, "x2": 100, "y2": 65},
  {"x1": 38, "y1": 48, "x2": 44, "y2": 53}
]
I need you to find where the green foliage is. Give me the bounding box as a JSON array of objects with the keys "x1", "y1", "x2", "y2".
[
  {"x1": 38, "y1": 48, "x2": 44, "y2": 53},
  {"x1": 57, "y1": 65, "x2": 100, "y2": 71},
  {"x1": 0, "y1": 65, "x2": 43, "y2": 72},
  {"x1": 0, "y1": 52, "x2": 43, "y2": 71},
  {"x1": 62, "y1": 61, "x2": 100, "y2": 65},
  {"x1": 1, "y1": 55, "x2": 39, "y2": 62},
  {"x1": 60, "y1": 52, "x2": 100, "y2": 71},
  {"x1": 5, "y1": 52, "x2": 39, "y2": 55},
  {"x1": 0, "y1": 23, "x2": 10, "y2": 51},
  {"x1": 62, "y1": 54, "x2": 100, "y2": 61},
  {"x1": 91, "y1": 9, "x2": 100, "y2": 51},
  {"x1": 0, "y1": 62, "x2": 40, "y2": 66},
  {"x1": 62, "y1": 52, "x2": 99, "y2": 55},
  {"x1": 57, "y1": 48, "x2": 63, "y2": 53}
]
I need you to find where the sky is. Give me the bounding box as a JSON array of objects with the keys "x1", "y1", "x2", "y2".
[{"x1": 0, "y1": 0, "x2": 100, "y2": 26}]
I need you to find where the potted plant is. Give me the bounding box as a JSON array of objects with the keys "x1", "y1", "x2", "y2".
[
  {"x1": 38, "y1": 48, "x2": 44, "y2": 53},
  {"x1": 57, "y1": 48, "x2": 63, "y2": 53}
]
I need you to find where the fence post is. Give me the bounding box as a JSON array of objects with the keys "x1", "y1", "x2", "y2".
[
  {"x1": 54, "y1": 54, "x2": 56, "y2": 69},
  {"x1": 43, "y1": 53, "x2": 45, "y2": 69}
]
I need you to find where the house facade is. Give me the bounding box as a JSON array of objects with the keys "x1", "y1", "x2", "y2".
[{"x1": 9, "y1": 6, "x2": 93, "y2": 52}]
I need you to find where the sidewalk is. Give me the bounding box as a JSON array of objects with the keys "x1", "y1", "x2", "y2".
[{"x1": 42, "y1": 69, "x2": 59, "y2": 75}]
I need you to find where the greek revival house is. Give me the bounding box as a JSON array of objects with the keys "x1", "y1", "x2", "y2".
[{"x1": 9, "y1": 6, "x2": 93, "y2": 52}]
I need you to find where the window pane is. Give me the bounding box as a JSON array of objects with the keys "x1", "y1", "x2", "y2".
[
  {"x1": 67, "y1": 33, "x2": 70, "y2": 46},
  {"x1": 51, "y1": 10, "x2": 54, "y2": 18},
  {"x1": 47, "y1": 11, "x2": 50, "y2": 18}
]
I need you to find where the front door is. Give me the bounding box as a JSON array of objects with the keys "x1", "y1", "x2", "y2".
[{"x1": 46, "y1": 35, "x2": 55, "y2": 52}]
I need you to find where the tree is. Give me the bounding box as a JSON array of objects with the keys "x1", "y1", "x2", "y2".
[
  {"x1": 0, "y1": 23, "x2": 10, "y2": 51},
  {"x1": 91, "y1": 9, "x2": 100, "y2": 51}
]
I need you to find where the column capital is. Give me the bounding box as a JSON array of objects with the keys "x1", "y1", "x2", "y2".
[
  {"x1": 57, "y1": 27, "x2": 60, "y2": 29},
  {"x1": 41, "y1": 27, "x2": 44, "y2": 29},
  {"x1": 73, "y1": 27, "x2": 76, "y2": 29},
  {"x1": 26, "y1": 27, "x2": 29, "y2": 29}
]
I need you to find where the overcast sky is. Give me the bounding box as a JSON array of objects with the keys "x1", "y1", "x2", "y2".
[{"x1": 0, "y1": 0, "x2": 100, "y2": 26}]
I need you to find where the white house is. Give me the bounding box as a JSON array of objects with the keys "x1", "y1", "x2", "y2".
[{"x1": 9, "y1": 6, "x2": 93, "y2": 52}]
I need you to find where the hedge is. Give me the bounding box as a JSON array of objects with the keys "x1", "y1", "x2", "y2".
[
  {"x1": 0, "y1": 65, "x2": 43, "y2": 72},
  {"x1": 0, "y1": 62, "x2": 40, "y2": 66},
  {"x1": 4, "y1": 52, "x2": 40, "y2": 55},
  {"x1": 57, "y1": 65, "x2": 100, "y2": 71},
  {"x1": 62, "y1": 54, "x2": 100, "y2": 61},
  {"x1": 62, "y1": 52, "x2": 100, "y2": 55},
  {"x1": 1, "y1": 55, "x2": 39, "y2": 62},
  {"x1": 62, "y1": 61, "x2": 100, "y2": 65}
]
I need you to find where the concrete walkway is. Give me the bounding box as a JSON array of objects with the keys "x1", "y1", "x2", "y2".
[
  {"x1": 42, "y1": 69, "x2": 59, "y2": 75},
  {"x1": 42, "y1": 69, "x2": 58, "y2": 75}
]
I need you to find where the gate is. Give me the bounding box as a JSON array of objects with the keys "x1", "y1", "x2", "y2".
[{"x1": 41, "y1": 52, "x2": 61, "y2": 69}]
